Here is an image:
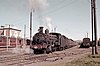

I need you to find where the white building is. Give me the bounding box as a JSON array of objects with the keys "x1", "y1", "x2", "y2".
[{"x1": 0, "y1": 25, "x2": 21, "y2": 38}]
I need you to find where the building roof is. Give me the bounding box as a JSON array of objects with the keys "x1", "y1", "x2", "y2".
[
  {"x1": 0, "y1": 28, "x2": 21, "y2": 31},
  {"x1": 0, "y1": 25, "x2": 21, "y2": 31}
]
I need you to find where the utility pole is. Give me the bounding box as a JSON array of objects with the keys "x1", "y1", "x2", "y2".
[
  {"x1": 91, "y1": 0, "x2": 98, "y2": 54},
  {"x1": 91, "y1": 0, "x2": 94, "y2": 55},
  {"x1": 30, "y1": 11, "x2": 32, "y2": 46},
  {"x1": 93, "y1": 0, "x2": 98, "y2": 54},
  {"x1": 24, "y1": 25, "x2": 26, "y2": 45},
  {"x1": 9, "y1": 25, "x2": 10, "y2": 37},
  {"x1": 24, "y1": 25, "x2": 26, "y2": 40}
]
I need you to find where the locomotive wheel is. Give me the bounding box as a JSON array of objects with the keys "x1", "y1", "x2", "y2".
[
  {"x1": 51, "y1": 47, "x2": 55, "y2": 52},
  {"x1": 43, "y1": 50, "x2": 47, "y2": 54},
  {"x1": 64, "y1": 45, "x2": 68, "y2": 49},
  {"x1": 46, "y1": 46, "x2": 52, "y2": 54},
  {"x1": 80, "y1": 43, "x2": 90, "y2": 48},
  {"x1": 34, "y1": 49, "x2": 37, "y2": 54},
  {"x1": 60, "y1": 47, "x2": 64, "y2": 51}
]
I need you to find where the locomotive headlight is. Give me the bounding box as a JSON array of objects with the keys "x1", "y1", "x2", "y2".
[{"x1": 34, "y1": 46, "x2": 38, "y2": 49}]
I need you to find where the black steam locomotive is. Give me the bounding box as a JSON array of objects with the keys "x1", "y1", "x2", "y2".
[
  {"x1": 80, "y1": 37, "x2": 100, "y2": 48},
  {"x1": 80, "y1": 38, "x2": 90, "y2": 48},
  {"x1": 31, "y1": 27, "x2": 77, "y2": 54}
]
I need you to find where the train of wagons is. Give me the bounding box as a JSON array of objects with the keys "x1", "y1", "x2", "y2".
[{"x1": 30, "y1": 27, "x2": 78, "y2": 54}]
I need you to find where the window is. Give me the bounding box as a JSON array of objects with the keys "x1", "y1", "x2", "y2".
[{"x1": 0, "y1": 39, "x2": 2, "y2": 42}]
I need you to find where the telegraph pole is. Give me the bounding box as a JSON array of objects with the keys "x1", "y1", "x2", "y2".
[
  {"x1": 91, "y1": 0, "x2": 98, "y2": 54},
  {"x1": 91, "y1": 0, "x2": 94, "y2": 55},
  {"x1": 93, "y1": 0, "x2": 98, "y2": 54},
  {"x1": 24, "y1": 25, "x2": 26, "y2": 45},
  {"x1": 24, "y1": 25, "x2": 26, "y2": 40},
  {"x1": 30, "y1": 11, "x2": 32, "y2": 46}
]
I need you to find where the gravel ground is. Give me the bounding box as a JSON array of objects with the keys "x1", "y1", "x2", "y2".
[
  {"x1": 24, "y1": 45, "x2": 93, "y2": 66},
  {"x1": 0, "y1": 45, "x2": 100, "y2": 66}
]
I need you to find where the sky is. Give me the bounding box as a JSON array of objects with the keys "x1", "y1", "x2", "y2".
[{"x1": 0, "y1": 0, "x2": 100, "y2": 40}]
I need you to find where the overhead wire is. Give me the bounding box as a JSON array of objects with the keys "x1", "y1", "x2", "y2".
[
  {"x1": 41, "y1": 0, "x2": 79, "y2": 15},
  {"x1": 7, "y1": 0, "x2": 80, "y2": 25},
  {"x1": 47, "y1": 0, "x2": 67, "y2": 10},
  {"x1": 34, "y1": 0, "x2": 69, "y2": 17},
  {"x1": 21, "y1": 0, "x2": 78, "y2": 17},
  {"x1": 6, "y1": 0, "x2": 66, "y2": 24},
  {"x1": 6, "y1": 0, "x2": 98, "y2": 24},
  {"x1": 87, "y1": 0, "x2": 91, "y2": 3},
  {"x1": 50, "y1": 0, "x2": 66, "y2": 5}
]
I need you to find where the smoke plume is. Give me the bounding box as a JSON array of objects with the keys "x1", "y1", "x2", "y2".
[
  {"x1": 28, "y1": 0, "x2": 48, "y2": 11},
  {"x1": 28, "y1": 0, "x2": 49, "y2": 26},
  {"x1": 44, "y1": 16, "x2": 53, "y2": 32}
]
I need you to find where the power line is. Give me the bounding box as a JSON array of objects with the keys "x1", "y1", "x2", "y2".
[
  {"x1": 42, "y1": 0, "x2": 79, "y2": 15},
  {"x1": 5, "y1": 0, "x2": 78, "y2": 22},
  {"x1": 49, "y1": 0, "x2": 66, "y2": 7},
  {"x1": 29, "y1": 0, "x2": 79, "y2": 20},
  {"x1": 6, "y1": 0, "x2": 65, "y2": 24},
  {"x1": 87, "y1": 0, "x2": 91, "y2": 3},
  {"x1": 4, "y1": 0, "x2": 83, "y2": 25}
]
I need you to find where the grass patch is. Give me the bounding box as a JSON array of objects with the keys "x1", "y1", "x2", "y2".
[
  {"x1": 66, "y1": 54, "x2": 100, "y2": 66},
  {"x1": 91, "y1": 55, "x2": 100, "y2": 58},
  {"x1": 46, "y1": 54, "x2": 100, "y2": 66}
]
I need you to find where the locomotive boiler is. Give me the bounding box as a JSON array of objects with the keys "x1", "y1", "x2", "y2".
[{"x1": 31, "y1": 27, "x2": 77, "y2": 54}]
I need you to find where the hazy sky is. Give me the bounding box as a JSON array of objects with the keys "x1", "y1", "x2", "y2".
[{"x1": 0, "y1": 0, "x2": 100, "y2": 40}]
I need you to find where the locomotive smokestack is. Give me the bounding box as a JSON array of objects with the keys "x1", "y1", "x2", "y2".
[
  {"x1": 45, "y1": 29, "x2": 49, "y2": 35},
  {"x1": 38, "y1": 27, "x2": 43, "y2": 33}
]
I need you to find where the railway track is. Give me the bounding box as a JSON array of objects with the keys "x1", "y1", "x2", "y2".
[
  {"x1": 0, "y1": 46, "x2": 98, "y2": 66},
  {"x1": 0, "y1": 52, "x2": 66, "y2": 66}
]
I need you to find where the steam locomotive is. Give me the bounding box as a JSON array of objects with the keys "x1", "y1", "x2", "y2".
[
  {"x1": 80, "y1": 37, "x2": 100, "y2": 48},
  {"x1": 80, "y1": 38, "x2": 90, "y2": 48},
  {"x1": 30, "y1": 27, "x2": 77, "y2": 54}
]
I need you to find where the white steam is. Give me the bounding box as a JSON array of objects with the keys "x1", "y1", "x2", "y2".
[
  {"x1": 44, "y1": 16, "x2": 53, "y2": 32},
  {"x1": 28, "y1": 0, "x2": 49, "y2": 27},
  {"x1": 28, "y1": 0, "x2": 53, "y2": 32},
  {"x1": 28, "y1": 0, "x2": 48, "y2": 11}
]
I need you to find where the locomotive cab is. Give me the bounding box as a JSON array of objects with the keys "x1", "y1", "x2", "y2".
[{"x1": 80, "y1": 38, "x2": 90, "y2": 48}]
